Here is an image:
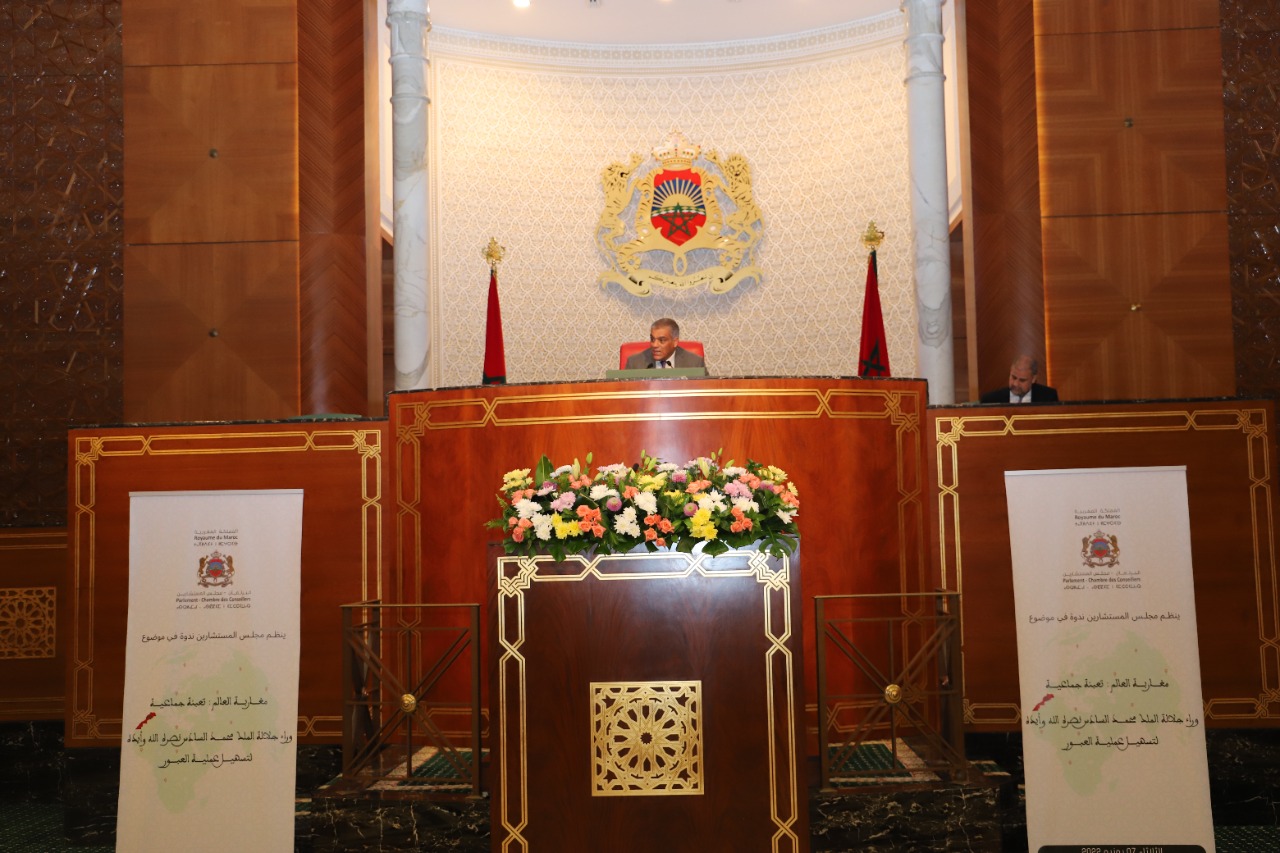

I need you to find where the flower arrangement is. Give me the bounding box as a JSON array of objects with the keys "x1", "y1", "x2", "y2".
[{"x1": 489, "y1": 451, "x2": 799, "y2": 561}]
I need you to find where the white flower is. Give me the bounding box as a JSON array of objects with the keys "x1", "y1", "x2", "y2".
[
  {"x1": 589, "y1": 484, "x2": 618, "y2": 501},
  {"x1": 655, "y1": 462, "x2": 680, "y2": 473},
  {"x1": 776, "y1": 510, "x2": 795, "y2": 524},
  {"x1": 552, "y1": 464, "x2": 572, "y2": 476},
  {"x1": 532, "y1": 513, "x2": 553, "y2": 540},
  {"x1": 597, "y1": 463, "x2": 631, "y2": 478},
  {"x1": 697, "y1": 490, "x2": 727, "y2": 513},
  {"x1": 515, "y1": 498, "x2": 540, "y2": 519},
  {"x1": 634, "y1": 491, "x2": 658, "y2": 514},
  {"x1": 722, "y1": 466, "x2": 747, "y2": 478},
  {"x1": 614, "y1": 506, "x2": 641, "y2": 537},
  {"x1": 731, "y1": 497, "x2": 759, "y2": 514}
]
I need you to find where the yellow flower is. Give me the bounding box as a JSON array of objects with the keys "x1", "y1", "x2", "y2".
[
  {"x1": 552, "y1": 514, "x2": 583, "y2": 539},
  {"x1": 690, "y1": 508, "x2": 717, "y2": 540},
  {"x1": 764, "y1": 465, "x2": 787, "y2": 482},
  {"x1": 636, "y1": 472, "x2": 668, "y2": 491},
  {"x1": 503, "y1": 468, "x2": 532, "y2": 489}
]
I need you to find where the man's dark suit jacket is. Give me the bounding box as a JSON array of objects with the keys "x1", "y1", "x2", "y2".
[
  {"x1": 979, "y1": 383, "x2": 1059, "y2": 404},
  {"x1": 624, "y1": 346, "x2": 705, "y2": 370}
]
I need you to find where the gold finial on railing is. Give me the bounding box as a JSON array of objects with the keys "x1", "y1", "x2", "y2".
[
  {"x1": 861, "y1": 221, "x2": 885, "y2": 252},
  {"x1": 482, "y1": 237, "x2": 506, "y2": 270}
]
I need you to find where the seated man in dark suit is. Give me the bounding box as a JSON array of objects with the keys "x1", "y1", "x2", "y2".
[
  {"x1": 979, "y1": 354, "x2": 1059, "y2": 404},
  {"x1": 625, "y1": 317, "x2": 706, "y2": 370}
]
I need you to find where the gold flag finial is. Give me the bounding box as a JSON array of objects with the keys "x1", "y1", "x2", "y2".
[
  {"x1": 861, "y1": 221, "x2": 885, "y2": 252},
  {"x1": 482, "y1": 237, "x2": 506, "y2": 270}
]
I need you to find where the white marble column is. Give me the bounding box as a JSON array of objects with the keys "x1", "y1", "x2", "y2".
[
  {"x1": 902, "y1": 0, "x2": 954, "y2": 404},
  {"x1": 388, "y1": 0, "x2": 432, "y2": 390}
]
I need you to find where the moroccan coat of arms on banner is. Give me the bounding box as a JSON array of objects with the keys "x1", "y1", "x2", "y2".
[{"x1": 596, "y1": 131, "x2": 763, "y2": 296}]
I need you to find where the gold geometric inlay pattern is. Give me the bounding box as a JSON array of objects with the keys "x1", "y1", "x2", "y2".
[
  {"x1": 0, "y1": 586, "x2": 56, "y2": 660},
  {"x1": 591, "y1": 681, "x2": 702, "y2": 796}
]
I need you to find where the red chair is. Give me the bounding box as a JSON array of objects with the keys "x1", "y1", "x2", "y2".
[{"x1": 618, "y1": 340, "x2": 704, "y2": 369}]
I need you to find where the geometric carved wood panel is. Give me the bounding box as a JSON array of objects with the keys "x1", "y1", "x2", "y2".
[
  {"x1": 1221, "y1": 5, "x2": 1280, "y2": 401},
  {"x1": 123, "y1": 63, "x2": 298, "y2": 244},
  {"x1": 1037, "y1": 28, "x2": 1228, "y2": 216},
  {"x1": 122, "y1": 0, "x2": 297, "y2": 67},
  {"x1": 1043, "y1": 212, "x2": 1234, "y2": 400},
  {"x1": 124, "y1": 242, "x2": 299, "y2": 421},
  {"x1": 0, "y1": 528, "x2": 68, "y2": 720}
]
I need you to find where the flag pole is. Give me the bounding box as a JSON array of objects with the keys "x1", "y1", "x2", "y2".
[
  {"x1": 857, "y1": 221, "x2": 891, "y2": 378},
  {"x1": 482, "y1": 238, "x2": 508, "y2": 385}
]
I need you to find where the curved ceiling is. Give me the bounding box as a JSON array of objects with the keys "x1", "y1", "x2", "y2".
[{"x1": 429, "y1": 0, "x2": 902, "y2": 45}]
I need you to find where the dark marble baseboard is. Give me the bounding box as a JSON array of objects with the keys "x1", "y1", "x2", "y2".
[{"x1": 4, "y1": 722, "x2": 1279, "y2": 851}]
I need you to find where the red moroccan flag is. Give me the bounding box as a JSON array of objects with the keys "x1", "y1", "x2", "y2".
[
  {"x1": 858, "y1": 249, "x2": 891, "y2": 377},
  {"x1": 482, "y1": 267, "x2": 506, "y2": 385}
]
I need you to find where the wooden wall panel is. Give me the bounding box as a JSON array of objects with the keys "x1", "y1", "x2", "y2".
[
  {"x1": 122, "y1": 63, "x2": 299, "y2": 245},
  {"x1": 928, "y1": 400, "x2": 1279, "y2": 729},
  {"x1": 66, "y1": 420, "x2": 390, "y2": 746},
  {"x1": 1043, "y1": 213, "x2": 1234, "y2": 400},
  {"x1": 122, "y1": 0, "x2": 296, "y2": 66},
  {"x1": 124, "y1": 242, "x2": 300, "y2": 421},
  {"x1": 1034, "y1": 0, "x2": 1220, "y2": 35},
  {"x1": 0, "y1": 529, "x2": 67, "y2": 721},
  {"x1": 392, "y1": 377, "x2": 931, "y2": 752},
  {"x1": 298, "y1": 0, "x2": 377, "y2": 416},
  {"x1": 960, "y1": 0, "x2": 1048, "y2": 399},
  {"x1": 1037, "y1": 28, "x2": 1229, "y2": 217}
]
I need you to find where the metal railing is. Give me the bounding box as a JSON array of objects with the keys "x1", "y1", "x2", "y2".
[
  {"x1": 340, "y1": 601, "x2": 482, "y2": 797},
  {"x1": 815, "y1": 591, "x2": 967, "y2": 790}
]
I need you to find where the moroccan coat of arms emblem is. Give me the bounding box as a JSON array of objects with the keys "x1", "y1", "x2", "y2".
[{"x1": 597, "y1": 131, "x2": 763, "y2": 296}]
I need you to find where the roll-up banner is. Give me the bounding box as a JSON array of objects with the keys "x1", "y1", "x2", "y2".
[
  {"x1": 117, "y1": 490, "x2": 304, "y2": 853},
  {"x1": 1005, "y1": 467, "x2": 1213, "y2": 853}
]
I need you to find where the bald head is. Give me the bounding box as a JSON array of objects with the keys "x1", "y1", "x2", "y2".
[{"x1": 1008, "y1": 355, "x2": 1039, "y2": 397}]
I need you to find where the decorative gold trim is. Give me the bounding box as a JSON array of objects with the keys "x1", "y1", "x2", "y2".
[
  {"x1": 934, "y1": 407, "x2": 1278, "y2": 725},
  {"x1": 394, "y1": 386, "x2": 929, "y2": 432},
  {"x1": 297, "y1": 715, "x2": 345, "y2": 739},
  {"x1": 496, "y1": 549, "x2": 801, "y2": 851},
  {"x1": 69, "y1": 428, "x2": 384, "y2": 743}
]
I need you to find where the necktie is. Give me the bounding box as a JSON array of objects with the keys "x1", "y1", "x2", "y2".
[{"x1": 659, "y1": 359, "x2": 670, "y2": 368}]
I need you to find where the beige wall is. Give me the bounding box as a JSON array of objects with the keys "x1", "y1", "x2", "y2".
[{"x1": 425, "y1": 18, "x2": 918, "y2": 386}]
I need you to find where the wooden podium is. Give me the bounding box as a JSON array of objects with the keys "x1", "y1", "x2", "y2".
[{"x1": 490, "y1": 545, "x2": 808, "y2": 853}]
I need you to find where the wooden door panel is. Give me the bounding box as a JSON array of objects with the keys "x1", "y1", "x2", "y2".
[
  {"x1": 1035, "y1": 0, "x2": 1221, "y2": 35},
  {"x1": 1037, "y1": 28, "x2": 1228, "y2": 216},
  {"x1": 1043, "y1": 213, "x2": 1234, "y2": 400},
  {"x1": 124, "y1": 242, "x2": 300, "y2": 421},
  {"x1": 123, "y1": 63, "x2": 299, "y2": 244},
  {"x1": 123, "y1": 0, "x2": 297, "y2": 67}
]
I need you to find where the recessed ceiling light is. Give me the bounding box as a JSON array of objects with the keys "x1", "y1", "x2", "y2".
[{"x1": 513, "y1": 0, "x2": 530, "y2": 8}]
